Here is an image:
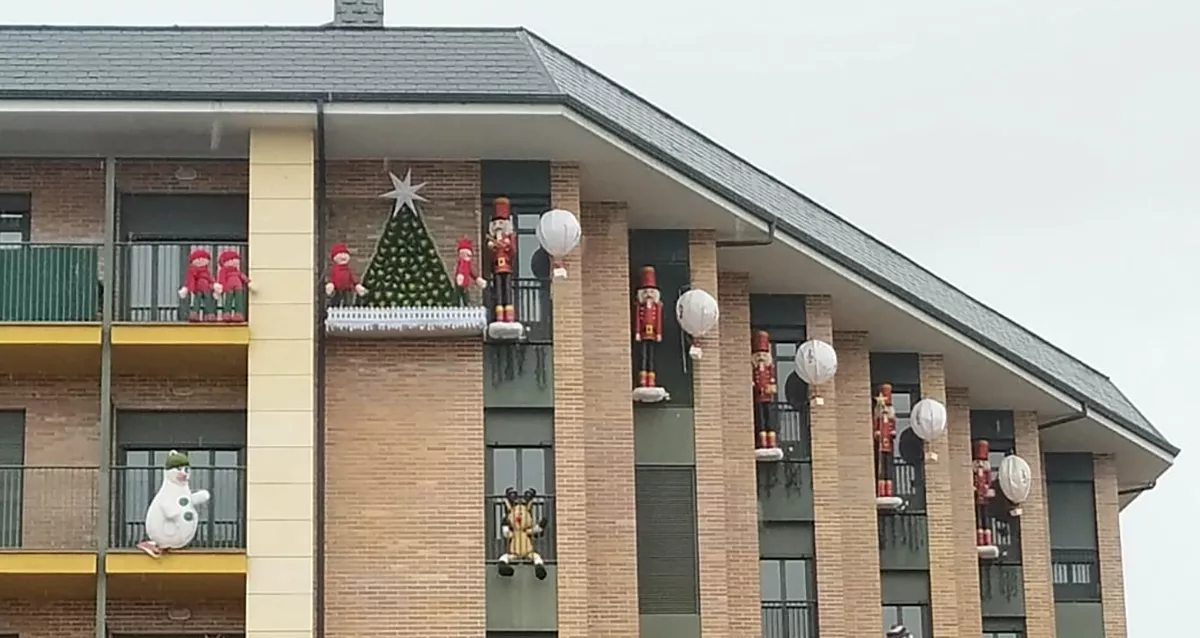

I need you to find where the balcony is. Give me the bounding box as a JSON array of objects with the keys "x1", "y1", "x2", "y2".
[
  {"x1": 0, "y1": 465, "x2": 99, "y2": 598},
  {"x1": 110, "y1": 465, "x2": 247, "y2": 551},
  {"x1": 761, "y1": 601, "x2": 817, "y2": 638},
  {"x1": 878, "y1": 460, "x2": 929, "y2": 569},
  {"x1": 485, "y1": 493, "x2": 558, "y2": 632},
  {"x1": 485, "y1": 277, "x2": 553, "y2": 343},
  {"x1": 1052, "y1": 548, "x2": 1101, "y2": 602}
]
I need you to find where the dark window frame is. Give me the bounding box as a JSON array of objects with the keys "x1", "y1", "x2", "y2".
[
  {"x1": 760, "y1": 557, "x2": 818, "y2": 638},
  {"x1": 0, "y1": 193, "x2": 32, "y2": 244},
  {"x1": 882, "y1": 603, "x2": 931, "y2": 638},
  {"x1": 485, "y1": 442, "x2": 557, "y2": 563}
]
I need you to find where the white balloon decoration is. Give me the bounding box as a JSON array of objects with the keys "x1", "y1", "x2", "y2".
[
  {"x1": 998, "y1": 454, "x2": 1033, "y2": 516},
  {"x1": 911, "y1": 398, "x2": 948, "y2": 461},
  {"x1": 794, "y1": 340, "x2": 838, "y2": 405},
  {"x1": 675, "y1": 288, "x2": 719, "y2": 359},
  {"x1": 535, "y1": 208, "x2": 582, "y2": 279}
]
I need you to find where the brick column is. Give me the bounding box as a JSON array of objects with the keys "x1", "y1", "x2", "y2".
[
  {"x1": 804, "y1": 296, "x2": 845, "y2": 637},
  {"x1": 1015, "y1": 411, "x2": 1056, "y2": 638},
  {"x1": 581, "y1": 201, "x2": 639, "y2": 637},
  {"x1": 689, "y1": 230, "x2": 729, "y2": 638},
  {"x1": 946, "y1": 387, "x2": 982, "y2": 635},
  {"x1": 920, "y1": 354, "x2": 959, "y2": 637},
  {"x1": 1094, "y1": 455, "x2": 1128, "y2": 638},
  {"x1": 833, "y1": 330, "x2": 881, "y2": 638},
  {"x1": 718, "y1": 271, "x2": 761, "y2": 637},
  {"x1": 550, "y1": 162, "x2": 588, "y2": 638}
]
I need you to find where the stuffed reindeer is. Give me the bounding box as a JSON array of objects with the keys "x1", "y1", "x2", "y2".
[{"x1": 498, "y1": 487, "x2": 549, "y2": 581}]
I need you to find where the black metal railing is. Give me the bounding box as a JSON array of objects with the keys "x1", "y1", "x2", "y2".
[
  {"x1": 485, "y1": 493, "x2": 557, "y2": 563},
  {"x1": 110, "y1": 465, "x2": 246, "y2": 549},
  {"x1": 0, "y1": 465, "x2": 100, "y2": 550},
  {"x1": 992, "y1": 516, "x2": 1022, "y2": 561},
  {"x1": 893, "y1": 458, "x2": 926, "y2": 511},
  {"x1": 771, "y1": 401, "x2": 811, "y2": 458},
  {"x1": 762, "y1": 601, "x2": 818, "y2": 638},
  {"x1": 486, "y1": 277, "x2": 552, "y2": 342},
  {"x1": 1051, "y1": 548, "x2": 1101, "y2": 601},
  {"x1": 0, "y1": 242, "x2": 102, "y2": 322},
  {"x1": 115, "y1": 241, "x2": 249, "y2": 323}
]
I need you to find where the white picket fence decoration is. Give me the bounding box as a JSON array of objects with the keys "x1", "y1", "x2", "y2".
[{"x1": 325, "y1": 306, "x2": 488, "y2": 338}]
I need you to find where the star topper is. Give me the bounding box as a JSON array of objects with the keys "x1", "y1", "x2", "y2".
[{"x1": 379, "y1": 169, "x2": 428, "y2": 217}]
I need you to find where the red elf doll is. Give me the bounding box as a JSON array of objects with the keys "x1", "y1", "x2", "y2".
[
  {"x1": 178, "y1": 248, "x2": 216, "y2": 322},
  {"x1": 453, "y1": 238, "x2": 487, "y2": 306},
  {"x1": 214, "y1": 250, "x2": 250, "y2": 322},
  {"x1": 325, "y1": 243, "x2": 367, "y2": 307}
]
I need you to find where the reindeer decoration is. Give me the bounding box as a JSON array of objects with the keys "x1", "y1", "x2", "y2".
[{"x1": 497, "y1": 487, "x2": 549, "y2": 581}]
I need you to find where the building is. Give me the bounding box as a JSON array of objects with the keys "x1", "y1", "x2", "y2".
[{"x1": 0, "y1": 1, "x2": 1177, "y2": 637}]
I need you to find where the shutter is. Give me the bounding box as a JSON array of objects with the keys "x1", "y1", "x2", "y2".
[
  {"x1": 116, "y1": 410, "x2": 246, "y2": 448},
  {"x1": 636, "y1": 465, "x2": 700, "y2": 614},
  {"x1": 0, "y1": 411, "x2": 24, "y2": 464}
]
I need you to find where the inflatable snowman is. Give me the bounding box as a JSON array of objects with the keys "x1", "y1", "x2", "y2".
[{"x1": 137, "y1": 450, "x2": 210, "y2": 558}]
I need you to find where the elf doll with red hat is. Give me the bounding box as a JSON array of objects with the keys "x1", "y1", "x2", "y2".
[
  {"x1": 753, "y1": 330, "x2": 783, "y2": 461},
  {"x1": 213, "y1": 250, "x2": 250, "y2": 322},
  {"x1": 325, "y1": 243, "x2": 368, "y2": 307},
  {"x1": 974, "y1": 439, "x2": 1000, "y2": 558},
  {"x1": 178, "y1": 248, "x2": 216, "y2": 322},
  {"x1": 487, "y1": 197, "x2": 517, "y2": 325},
  {"x1": 632, "y1": 265, "x2": 669, "y2": 403},
  {"x1": 453, "y1": 238, "x2": 487, "y2": 306}
]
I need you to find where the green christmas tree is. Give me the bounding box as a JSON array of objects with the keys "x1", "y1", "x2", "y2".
[{"x1": 359, "y1": 201, "x2": 456, "y2": 309}]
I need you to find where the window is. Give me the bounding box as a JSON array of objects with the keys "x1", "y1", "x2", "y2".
[
  {"x1": 0, "y1": 411, "x2": 25, "y2": 548},
  {"x1": 1051, "y1": 548, "x2": 1101, "y2": 601},
  {"x1": 883, "y1": 604, "x2": 930, "y2": 638},
  {"x1": 770, "y1": 341, "x2": 810, "y2": 455},
  {"x1": 761, "y1": 558, "x2": 817, "y2": 638},
  {"x1": 983, "y1": 633, "x2": 1024, "y2": 638},
  {"x1": 636, "y1": 466, "x2": 700, "y2": 614},
  {"x1": 486, "y1": 444, "x2": 556, "y2": 562},
  {"x1": 0, "y1": 194, "x2": 31, "y2": 244}
]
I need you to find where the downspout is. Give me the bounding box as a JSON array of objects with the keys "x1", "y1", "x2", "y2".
[
  {"x1": 715, "y1": 216, "x2": 778, "y2": 247},
  {"x1": 1118, "y1": 481, "x2": 1156, "y2": 497},
  {"x1": 95, "y1": 157, "x2": 117, "y2": 638},
  {"x1": 1037, "y1": 406, "x2": 1088, "y2": 432},
  {"x1": 313, "y1": 97, "x2": 329, "y2": 638}
]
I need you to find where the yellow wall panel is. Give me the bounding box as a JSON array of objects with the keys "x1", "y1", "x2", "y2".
[
  {"x1": 247, "y1": 520, "x2": 315, "y2": 558},
  {"x1": 246, "y1": 482, "x2": 315, "y2": 521},
  {"x1": 247, "y1": 269, "x2": 316, "y2": 305},
  {"x1": 248, "y1": 340, "x2": 314, "y2": 377},
  {"x1": 250, "y1": 199, "x2": 313, "y2": 235},
  {"x1": 248, "y1": 374, "x2": 316, "y2": 412},
  {"x1": 245, "y1": 410, "x2": 314, "y2": 448},
  {"x1": 246, "y1": 593, "x2": 315, "y2": 631},
  {"x1": 250, "y1": 234, "x2": 316, "y2": 270},
  {"x1": 247, "y1": 445, "x2": 315, "y2": 486},
  {"x1": 249, "y1": 165, "x2": 316, "y2": 200},
  {"x1": 249, "y1": 304, "x2": 314, "y2": 340},
  {"x1": 246, "y1": 557, "x2": 315, "y2": 595},
  {"x1": 249, "y1": 129, "x2": 314, "y2": 164}
]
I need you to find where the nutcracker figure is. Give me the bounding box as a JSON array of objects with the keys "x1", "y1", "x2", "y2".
[
  {"x1": 487, "y1": 197, "x2": 517, "y2": 323},
  {"x1": 214, "y1": 250, "x2": 250, "y2": 322},
  {"x1": 177, "y1": 248, "x2": 216, "y2": 322},
  {"x1": 752, "y1": 330, "x2": 783, "y2": 461},
  {"x1": 325, "y1": 243, "x2": 367, "y2": 307},
  {"x1": 873, "y1": 383, "x2": 903, "y2": 509},
  {"x1": 453, "y1": 238, "x2": 487, "y2": 306},
  {"x1": 632, "y1": 265, "x2": 669, "y2": 403},
  {"x1": 497, "y1": 487, "x2": 549, "y2": 581},
  {"x1": 974, "y1": 439, "x2": 999, "y2": 558}
]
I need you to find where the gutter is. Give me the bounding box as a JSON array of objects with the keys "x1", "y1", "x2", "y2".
[
  {"x1": 1038, "y1": 407, "x2": 1088, "y2": 432},
  {"x1": 1118, "y1": 481, "x2": 1157, "y2": 497},
  {"x1": 313, "y1": 97, "x2": 328, "y2": 638}
]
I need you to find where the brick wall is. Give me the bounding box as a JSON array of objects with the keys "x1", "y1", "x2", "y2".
[
  {"x1": 323, "y1": 341, "x2": 485, "y2": 638},
  {"x1": 919, "y1": 354, "x2": 961, "y2": 637},
  {"x1": 1014, "y1": 411, "x2": 1056, "y2": 638},
  {"x1": 717, "y1": 271, "x2": 761, "y2": 637},
  {"x1": 1094, "y1": 455, "x2": 1128, "y2": 638},
  {"x1": 946, "y1": 386, "x2": 982, "y2": 635},
  {"x1": 580, "y1": 201, "x2": 639, "y2": 637},
  {"x1": 0, "y1": 599, "x2": 243, "y2": 638}
]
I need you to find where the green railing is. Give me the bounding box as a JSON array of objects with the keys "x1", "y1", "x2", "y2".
[
  {"x1": 115, "y1": 241, "x2": 249, "y2": 323},
  {"x1": 0, "y1": 243, "x2": 102, "y2": 322},
  {"x1": 110, "y1": 465, "x2": 246, "y2": 549},
  {"x1": 0, "y1": 465, "x2": 100, "y2": 550}
]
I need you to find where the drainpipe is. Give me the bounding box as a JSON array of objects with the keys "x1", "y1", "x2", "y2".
[
  {"x1": 715, "y1": 216, "x2": 778, "y2": 247},
  {"x1": 313, "y1": 97, "x2": 329, "y2": 638},
  {"x1": 1037, "y1": 406, "x2": 1088, "y2": 432},
  {"x1": 95, "y1": 157, "x2": 116, "y2": 638},
  {"x1": 1118, "y1": 481, "x2": 1156, "y2": 497}
]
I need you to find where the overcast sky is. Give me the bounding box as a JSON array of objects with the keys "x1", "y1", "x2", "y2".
[{"x1": 6, "y1": 0, "x2": 1195, "y2": 634}]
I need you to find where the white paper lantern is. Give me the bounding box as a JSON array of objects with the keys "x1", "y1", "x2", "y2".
[
  {"x1": 675, "y1": 288, "x2": 719, "y2": 359},
  {"x1": 794, "y1": 339, "x2": 838, "y2": 385},
  {"x1": 998, "y1": 454, "x2": 1033, "y2": 516},
  {"x1": 911, "y1": 398, "x2": 947, "y2": 462},
  {"x1": 535, "y1": 209, "x2": 582, "y2": 279}
]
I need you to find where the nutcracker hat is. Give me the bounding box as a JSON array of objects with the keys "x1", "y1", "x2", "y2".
[
  {"x1": 187, "y1": 248, "x2": 211, "y2": 263},
  {"x1": 877, "y1": 382, "x2": 893, "y2": 398},
  {"x1": 457, "y1": 238, "x2": 474, "y2": 252},
  {"x1": 218, "y1": 250, "x2": 241, "y2": 266},
  {"x1": 974, "y1": 439, "x2": 991, "y2": 460},
  {"x1": 330, "y1": 243, "x2": 350, "y2": 260},
  {"x1": 164, "y1": 450, "x2": 191, "y2": 470},
  {"x1": 752, "y1": 330, "x2": 771, "y2": 353},
  {"x1": 638, "y1": 265, "x2": 658, "y2": 289},
  {"x1": 492, "y1": 196, "x2": 512, "y2": 220}
]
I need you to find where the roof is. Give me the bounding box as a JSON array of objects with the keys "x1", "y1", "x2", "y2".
[{"x1": 0, "y1": 24, "x2": 1176, "y2": 455}]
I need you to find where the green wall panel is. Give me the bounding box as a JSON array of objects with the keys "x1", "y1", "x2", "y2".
[
  {"x1": 980, "y1": 564, "x2": 1026, "y2": 618},
  {"x1": 757, "y1": 462, "x2": 814, "y2": 522},
  {"x1": 881, "y1": 570, "x2": 931, "y2": 604},
  {"x1": 486, "y1": 565, "x2": 558, "y2": 632},
  {"x1": 1055, "y1": 601, "x2": 1104, "y2": 638},
  {"x1": 484, "y1": 345, "x2": 554, "y2": 409},
  {"x1": 634, "y1": 407, "x2": 695, "y2": 465},
  {"x1": 639, "y1": 614, "x2": 700, "y2": 638},
  {"x1": 878, "y1": 514, "x2": 930, "y2": 570}
]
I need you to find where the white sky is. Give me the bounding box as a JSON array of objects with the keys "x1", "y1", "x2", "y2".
[{"x1": 4, "y1": 0, "x2": 1196, "y2": 634}]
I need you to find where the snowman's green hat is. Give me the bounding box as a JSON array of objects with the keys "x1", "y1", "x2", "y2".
[{"x1": 164, "y1": 450, "x2": 191, "y2": 470}]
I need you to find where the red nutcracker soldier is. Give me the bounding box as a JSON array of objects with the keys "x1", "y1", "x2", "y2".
[
  {"x1": 873, "y1": 383, "x2": 903, "y2": 509},
  {"x1": 487, "y1": 197, "x2": 517, "y2": 323},
  {"x1": 632, "y1": 266, "x2": 669, "y2": 403},
  {"x1": 752, "y1": 331, "x2": 783, "y2": 461},
  {"x1": 974, "y1": 439, "x2": 999, "y2": 558},
  {"x1": 453, "y1": 238, "x2": 487, "y2": 306}
]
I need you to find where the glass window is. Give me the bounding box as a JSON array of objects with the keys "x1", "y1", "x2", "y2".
[
  {"x1": 116, "y1": 447, "x2": 244, "y2": 549},
  {"x1": 773, "y1": 342, "x2": 796, "y2": 403},
  {"x1": 761, "y1": 558, "x2": 816, "y2": 638},
  {"x1": 883, "y1": 604, "x2": 929, "y2": 638},
  {"x1": 0, "y1": 211, "x2": 29, "y2": 244},
  {"x1": 487, "y1": 446, "x2": 552, "y2": 495},
  {"x1": 983, "y1": 633, "x2": 1024, "y2": 638}
]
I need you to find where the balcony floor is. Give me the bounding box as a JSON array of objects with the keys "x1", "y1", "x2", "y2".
[
  {"x1": 0, "y1": 325, "x2": 249, "y2": 375},
  {"x1": 0, "y1": 550, "x2": 247, "y2": 599}
]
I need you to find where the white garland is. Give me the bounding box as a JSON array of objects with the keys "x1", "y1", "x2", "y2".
[{"x1": 325, "y1": 306, "x2": 488, "y2": 338}]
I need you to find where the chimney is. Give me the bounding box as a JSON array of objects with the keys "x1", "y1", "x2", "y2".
[{"x1": 332, "y1": 0, "x2": 384, "y2": 27}]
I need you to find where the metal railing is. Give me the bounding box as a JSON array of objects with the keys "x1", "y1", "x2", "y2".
[
  {"x1": 771, "y1": 401, "x2": 811, "y2": 458},
  {"x1": 893, "y1": 458, "x2": 926, "y2": 511},
  {"x1": 761, "y1": 601, "x2": 818, "y2": 638},
  {"x1": 115, "y1": 241, "x2": 249, "y2": 323},
  {"x1": 0, "y1": 465, "x2": 100, "y2": 550},
  {"x1": 1051, "y1": 548, "x2": 1101, "y2": 601},
  {"x1": 486, "y1": 277, "x2": 552, "y2": 342},
  {"x1": 485, "y1": 493, "x2": 556, "y2": 563},
  {"x1": 0, "y1": 243, "x2": 102, "y2": 322},
  {"x1": 110, "y1": 465, "x2": 246, "y2": 549},
  {"x1": 992, "y1": 516, "x2": 1021, "y2": 561}
]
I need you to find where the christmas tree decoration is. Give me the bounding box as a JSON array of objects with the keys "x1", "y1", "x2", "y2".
[
  {"x1": 379, "y1": 168, "x2": 428, "y2": 218},
  {"x1": 974, "y1": 439, "x2": 1001, "y2": 560},
  {"x1": 534, "y1": 208, "x2": 581, "y2": 279},
  {"x1": 136, "y1": 450, "x2": 210, "y2": 558},
  {"x1": 997, "y1": 454, "x2": 1033, "y2": 517},
  {"x1": 752, "y1": 330, "x2": 783, "y2": 462},
  {"x1": 497, "y1": 487, "x2": 549, "y2": 581},
  {"x1": 632, "y1": 265, "x2": 670, "y2": 403},
  {"x1": 325, "y1": 243, "x2": 368, "y2": 307},
  {"x1": 453, "y1": 238, "x2": 487, "y2": 306},
  {"x1": 213, "y1": 249, "x2": 250, "y2": 323},
  {"x1": 794, "y1": 339, "x2": 838, "y2": 405},
  {"x1": 178, "y1": 248, "x2": 216, "y2": 322},
  {"x1": 911, "y1": 398, "x2": 948, "y2": 462},
  {"x1": 675, "y1": 288, "x2": 719, "y2": 359},
  {"x1": 873, "y1": 384, "x2": 904, "y2": 511},
  {"x1": 486, "y1": 197, "x2": 525, "y2": 340}
]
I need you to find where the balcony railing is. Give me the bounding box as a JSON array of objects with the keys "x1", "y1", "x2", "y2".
[
  {"x1": 1052, "y1": 548, "x2": 1101, "y2": 601},
  {"x1": 110, "y1": 465, "x2": 246, "y2": 549},
  {"x1": 486, "y1": 277, "x2": 552, "y2": 342},
  {"x1": 485, "y1": 494, "x2": 557, "y2": 563},
  {"x1": 771, "y1": 401, "x2": 811, "y2": 458},
  {"x1": 893, "y1": 458, "x2": 926, "y2": 512},
  {"x1": 115, "y1": 241, "x2": 249, "y2": 323},
  {"x1": 761, "y1": 601, "x2": 817, "y2": 638},
  {"x1": 0, "y1": 243, "x2": 102, "y2": 322},
  {"x1": 991, "y1": 516, "x2": 1021, "y2": 561},
  {"x1": 0, "y1": 465, "x2": 100, "y2": 550}
]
